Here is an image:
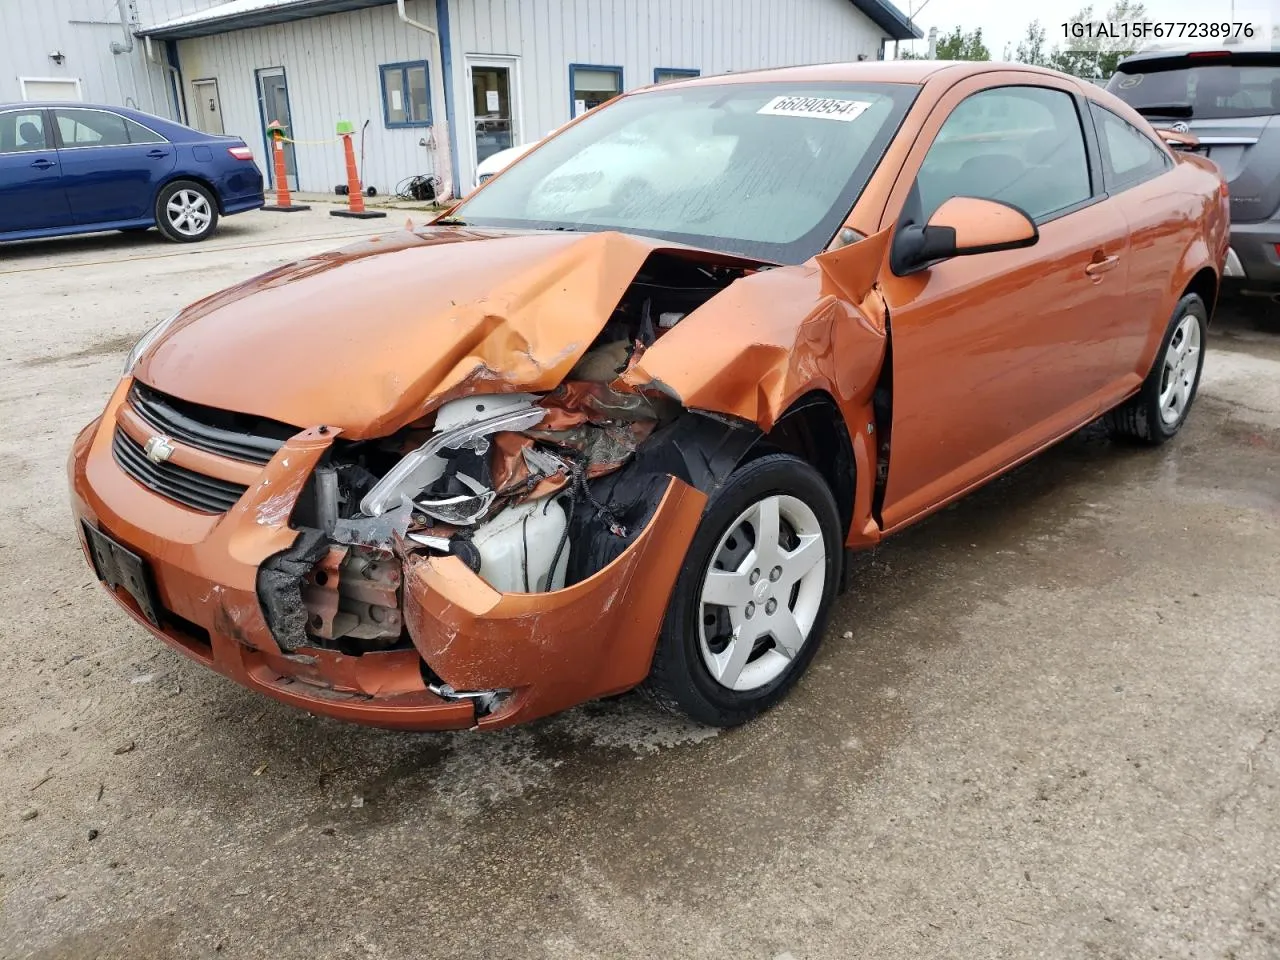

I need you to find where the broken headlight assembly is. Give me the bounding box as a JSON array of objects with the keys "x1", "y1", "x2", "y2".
[
  {"x1": 415, "y1": 472, "x2": 496, "y2": 525},
  {"x1": 358, "y1": 394, "x2": 547, "y2": 518},
  {"x1": 124, "y1": 310, "x2": 181, "y2": 375}
]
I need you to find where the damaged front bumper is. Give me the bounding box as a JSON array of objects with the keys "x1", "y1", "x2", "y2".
[{"x1": 68, "y1": 379, "x2": 707, "y2": 731}]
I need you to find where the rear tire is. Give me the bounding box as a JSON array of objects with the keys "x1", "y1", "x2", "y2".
[
  {"x1": 155, "y1": 180, "x2": 219, "y2": 243},
  {"x1": 1104, "y1": 293, "x2": 1207, "y2": 445},
  {"x1": 643, "y1": 453, "x2": 842, "y2": 727}
]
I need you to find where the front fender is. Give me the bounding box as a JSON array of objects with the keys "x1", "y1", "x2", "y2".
[{"x1": 624, "y1": 263, "x2": 887, "y2": 432}]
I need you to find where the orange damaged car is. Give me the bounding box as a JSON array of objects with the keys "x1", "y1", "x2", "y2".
[{"x1": 69, "y1": 62, "x2": 1229, "y2": 731}]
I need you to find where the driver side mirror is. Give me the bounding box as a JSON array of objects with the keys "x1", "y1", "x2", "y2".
[{"x1": 890, "y1": 197, "x2": 1039, "y2": 275}]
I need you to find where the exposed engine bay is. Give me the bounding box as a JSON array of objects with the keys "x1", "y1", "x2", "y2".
[{"x1": 263, "y1": 251, "x2": 758, "y2": 661}]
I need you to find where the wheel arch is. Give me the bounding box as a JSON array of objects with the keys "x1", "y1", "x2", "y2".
[
  {"x1": 1182, "y1": 265, "x2": 1219, "y2": 322},
  {"x1": 758, "y1": 390, "x2": 857, "y2": 544},
  {"x1": 156, "y1": 173, "x2": 224, "y2": 216}
]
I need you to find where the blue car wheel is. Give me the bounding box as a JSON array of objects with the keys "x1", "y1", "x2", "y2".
[{"x1": 155, "y1": 180, "x2": 219, "y2": 243}]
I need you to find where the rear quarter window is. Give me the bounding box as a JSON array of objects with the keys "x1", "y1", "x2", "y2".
[
  {"x1": 55, "y1": 109, "x2": 130, "y2": 146},
  {"x1": 1090, "y1": 103, "x2": 1172, "y2": 190},
  {"x1": 52, "y1": 109, "x2": 165, "y2": 146}
]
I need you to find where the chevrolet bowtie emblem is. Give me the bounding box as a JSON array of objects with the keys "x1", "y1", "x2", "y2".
[{"x1": 144, "y1": 435, "x2": 175, "y2": 463}]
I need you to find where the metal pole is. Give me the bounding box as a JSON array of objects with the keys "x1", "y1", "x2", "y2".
[{"x1": 397, "y1": 0, "x2": 454, "y2": 203}]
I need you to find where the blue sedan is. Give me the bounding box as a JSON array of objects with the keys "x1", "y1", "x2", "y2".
[{"x1": 0, "y1": 102, "x2": 264, "y2": 244}]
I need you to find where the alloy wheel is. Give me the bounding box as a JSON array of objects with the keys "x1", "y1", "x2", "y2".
[
  {"x1": 697, "y1": 494, "x2": 827, "y2": 691},
  {"x1": 1159, "y1": 312, "x2": 1201, "y2": 426},
  {"x1": 165, "y1": 189, "x2": 212, "y2": 238}
]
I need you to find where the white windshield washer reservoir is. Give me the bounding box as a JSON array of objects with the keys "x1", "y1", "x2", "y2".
[{"x1": 472, "y1": 495, "x2": 570, "y2": 593}]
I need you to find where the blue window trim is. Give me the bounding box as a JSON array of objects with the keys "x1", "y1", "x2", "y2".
[
  {"x1": 653, "y1": 67, "x2": 699, "y2": 83},
  {"x1": 568, "y1": 63, "x2": 623, "y2": 118},
  {"x1": 380, "y1": 60, "x2": 433, "y2": 128},
  {"x1": 435, "y1": 0, "x2": 459, "y2": 198}
]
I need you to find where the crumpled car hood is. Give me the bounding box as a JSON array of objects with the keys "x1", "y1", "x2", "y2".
[{"x1": 135, "y1": 227, "x2": 753, "y2": 439}]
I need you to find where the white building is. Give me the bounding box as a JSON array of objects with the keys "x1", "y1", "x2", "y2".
[
  {"x1": 5, "y1": 0, "x2": 920, "y2": 200},
  {"x1": 0, "y1": 1, "x2": 216, "y2": 114}
]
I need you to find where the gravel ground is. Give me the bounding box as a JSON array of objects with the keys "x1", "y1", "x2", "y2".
[{"x1": 1, "y1": 212, "x2": 1277, "y2": 960}]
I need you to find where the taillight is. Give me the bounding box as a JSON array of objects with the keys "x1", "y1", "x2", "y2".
[
  {"x1": 228, "y1": 146, "x2": 254, "y2": 161},
  {"x1": 1187, "y1": 50, "x2": 1230, "y2": 59}
]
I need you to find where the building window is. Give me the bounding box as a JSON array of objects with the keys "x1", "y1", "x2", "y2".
[
  {"x1": 654, "y1": 67, "x2": 699, "y2": 84},
  {"x1": 380, "y1": 61, "x2": 431, "y2": 127},
  {"x1": 19, "y1": 77, "x2": 82, "y2": 102},
  {"x1": 569, "y1": 64, "x2": 622, "y2": 118}
]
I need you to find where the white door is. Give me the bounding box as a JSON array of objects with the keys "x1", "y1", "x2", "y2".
[
  {"x1": 464, "y1": 56, "x2": 522, "y2": 185},
  {"x1": 191, "y1": 79, "x2": 224, "y2": 135}
]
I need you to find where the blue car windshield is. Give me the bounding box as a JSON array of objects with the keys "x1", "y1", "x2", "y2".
[{"x1": 451, "y1": 81, "x2": 919, "y2": 264}]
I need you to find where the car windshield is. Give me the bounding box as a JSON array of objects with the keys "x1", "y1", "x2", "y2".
[
  {"x1": 451, "y1": 81, "x2": 919, "y2": 263},
  {"x1": 1108, "y1": 55, "x2": 1280, "y2": 119}
]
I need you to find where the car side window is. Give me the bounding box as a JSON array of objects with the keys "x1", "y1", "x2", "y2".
[
  {"x1": 54, "y1": 109, "x2": 131, "y2": 147},
  {"x1": 1090, "y1": 104, "x2": 1171, "y2": 191},
  {"x1": 0, "y1": 111, "x2": 50, "y2": 153},
  {"x1": 916, "y1": 86, "x2": 1092, "y2": 223},
  {"x1": 123, "y1": 118, "x2": 166, "y2": 144}
]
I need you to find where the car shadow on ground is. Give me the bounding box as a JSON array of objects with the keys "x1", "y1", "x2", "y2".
[
  {"x1": 69, "y1": 289, "x2": 1272, "y2": 821},
  {"x1": 0, "y1": 219, "x2": 262, "y2": 262},
  {"x1": 135, "y1": 417, "x2": 1146, "y2": 821},
  {"x1": 1218, "y1": 293, "x2": 1279, "y2": 330}
]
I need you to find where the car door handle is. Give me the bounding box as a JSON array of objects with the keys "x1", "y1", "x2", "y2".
[
  {"x1": 146, "y1": 149, "x2": 169, "y2": 159},
  {"x1": 1085, "y1": 255, "x2": 1121, "y2": 278},
  {"x1": 29, "y1": 158, "x2": 55, "y2": 169}
]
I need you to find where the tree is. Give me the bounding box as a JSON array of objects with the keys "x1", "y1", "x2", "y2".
[
  {"x1": 1007, "y1": 2, "x2": 1147, "y2": 80},
  {"x1": 899, "y1": 26, "x2": 991, "y2": 60},
  {"x1": 1050, "y1": 1, "x2": 1147, "y2": 79},
  {"x1": 1005, "y1": 20, "x2": 1052, "y2": 67},
  {"x1": 936, "y1": 26, "x2": 991, "y2": 60}
]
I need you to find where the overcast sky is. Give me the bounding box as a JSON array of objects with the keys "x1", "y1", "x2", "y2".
[{"x1": 894, "y1": 0, "x2": 1279, "y2": 61}]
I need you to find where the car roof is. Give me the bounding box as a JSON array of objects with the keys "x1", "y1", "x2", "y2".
[
  {"x1": 0, "y1": 101, "x2": 221, "y2": 142},
  {"x1": 649, "y1": 59, "x2": 1075, "y2": 88},
  {"x1": 0, "y1": 101, "x2": 163, "y2": 116}
]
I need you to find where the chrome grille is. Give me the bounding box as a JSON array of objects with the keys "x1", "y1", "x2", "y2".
[
  {"x1": 128, "y1": 382, "x2": 293, "y2": 465},
  {"x1": 112, "y1": 428, "x2": 248, "y2": 514}
]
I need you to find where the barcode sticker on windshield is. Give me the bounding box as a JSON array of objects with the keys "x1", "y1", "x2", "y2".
[{"x1": 757, "y1": 96, "x2": 872, "y2": 121}]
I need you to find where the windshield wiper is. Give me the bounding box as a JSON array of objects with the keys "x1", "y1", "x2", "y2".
[
  {"x1": 435, "y1": 216, "x2": 467, "y2": 225},
  {"x1": 1134, "y1": 103, "x2": 1194, "y2": 119}
]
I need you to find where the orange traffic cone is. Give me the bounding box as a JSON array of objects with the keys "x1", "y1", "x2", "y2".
[
  {"x1": 261, "y1": 121, "x2": 310, "y2": 212},
  {"x1": 330, "y1": 121, "x2": 385, "y2": 220}
]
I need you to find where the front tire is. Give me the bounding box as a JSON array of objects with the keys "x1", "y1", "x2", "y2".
[
  {"x1": 155, "y1": 181, "x2": 219, "y2": 243},
  {"x1": 644, "y1": 453, "x2": 842, "y2": 727},
  {"x1": 1104, "y1": 292, "x2": 1207, "y2": 445}
]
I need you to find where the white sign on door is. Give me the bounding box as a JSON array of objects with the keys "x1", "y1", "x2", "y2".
[{"x1": 486, "y1": 89, "x2": 499, "y2": 112}]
